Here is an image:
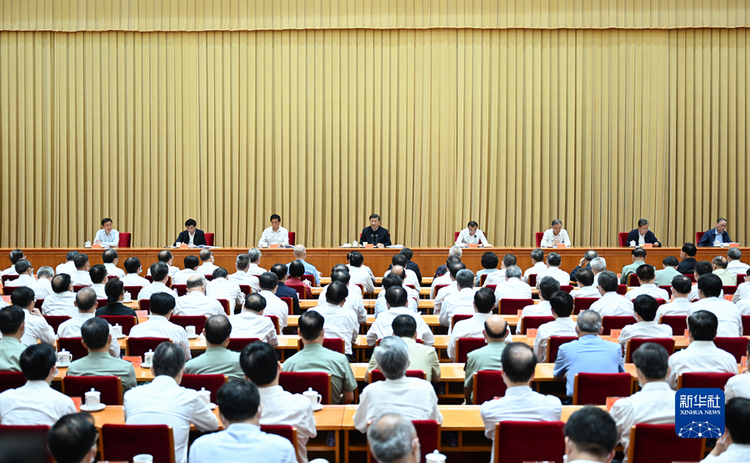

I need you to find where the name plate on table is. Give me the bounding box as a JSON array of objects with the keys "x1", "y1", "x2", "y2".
[
  {"x1": 468, "y1": 243, "x2": 479, "y2": 248},
  {"x1": 526, "y1": 329, "x2": 537, "y2": 339},
  {"x1": 684, "y1": 329, "x2": 690, "y2": 338},
  {"x1": 269, "y1": 243, "x2": 279, "y2": 249},
  {"x1": 180, "y1": 243, "x2": 189, "y2": 248},
  {"x1": 606, "y1": 396, "x2": 624, "y2": 411},
  {"x1": 136, "y1": 310, "x2": 148, "y2": 318},
  {"x1": 743, "y1": 356, "x2": 747, "y2": 368},
  {"x1": 365, "y1": 243, "x2": 374, "y2": 248},
  {"x1": 610, "y1": 329, "x2": 621, "y2": 340},
  {"x1": 730, "y1": 242, "x2": 740, "y2": 247},
  {"x1": 123, "y1": 356, "x2": 142, "y2": 368},
  {"x1": 72, "y1": 397, "x2": 82, "y2": 411},
  {"x1": 643, "y1": 243, "x2": 653, "y2": 248},
  {"x1": 556, "y1": 243, "x2": 567, "y2": 248},
  {"x1": 92, "y1": 244, "x2": 102, "y2": 249}
]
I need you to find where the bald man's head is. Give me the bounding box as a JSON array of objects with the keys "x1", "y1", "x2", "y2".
[
  {"x1": 390, "y1": 265, "x2": 406, "y2": 281},
  {"x1": 484, "y1": 315, "x2": 508, "y2": 341}
]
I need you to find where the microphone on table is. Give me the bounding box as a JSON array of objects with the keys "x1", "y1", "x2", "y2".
[{"x1": 371, "y1": 233, "x2": 376, "y2": 245}]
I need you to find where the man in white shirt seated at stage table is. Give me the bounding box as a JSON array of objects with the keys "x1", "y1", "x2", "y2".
[
  {"x1": 569, "y1": 268, "x2": 601, "y2": 299},
  {"x1": 206, "y1": 267, "x2": 244, "y2": 314},
  {"x1": 124, "y1": 341, "x2": 218, "y2": 463},
  {"x1": 655, "y1": 275, "x2": 692, "y2": 319},
  {"x1": 439, "y1": 269, "x2": 478, "y2": 327},
  {"x1": 145, "y1": 250, "x2": 180, "y2": 278},
  {"x1": 240, "y1": 341, "x2": 317, "y2": 463},
  {"x1": 688, "y1": 273, "x2": 743, "y2": 337},
  {"x1": 493, "y1": 265, "x2": 532, "y2": 307},
  {"x1": 563, "y1": 407, "x2": 619, "y2": 463},
  {"x1": 625, "y1": 264, "x2": 670, "y2": 301},
  {"x1": 618, "y1": 295, "x2": 673, "y2": 352},
  {"x1": 129, "y1": 292, "x2": 191, "y2": 360},
  {"x1": 138, "y1": 262, "x2": 179, "y2": 302},
  {"x1": 229, "y1": 253, "x2": 260, "y2": 293},
  {"x1": 258, "y1": 213, "x2": 290, "y2": 248},
  {"x1": 354, "y1": 336, "x2": 442, "y2": 433},
  {"x1": 47, "y1": 412, "x2": 99, "y2": 463},
  {"x1": 367, "y1": 414, "x2": 422, "y2": 463},
  {"x1": 667, "y1": 310, "x2": 738, "y2": 389},
  {"x1": 58, "y1": 288, "x2": 120, "y2": 358},
  {"x1": 101, "y1": 248, "x2": 125, "y2": 279},
  {"x1": 93, "y1": 217, "x2": 119, "y2": 247},
  {"x1": 701, "y1": 398, "x2": 750, "y2": 463},
  {"x1": 308, "y1": 281, "x2": 360, "y2": 357},
  {"x1": 589, "y1": 271, "x2": 634, "y2": 317},
  {"x1": 455, "y1": 220, "x2": 489, "y2": 247},
  {"x1": 120, "y1": 257, "x2": 150, "y2": 287},
  {"x1": 0, "y1": 343, "x2": 76, "y2": 426},
  {"x1": 369, "y1": 286, "x2": 434, "y2": 347},
  {"x1": 171, "y1": 255, "x2": 200, "y2": 285},
  {"x1": 482, "y1": 254, "x2": 517, "y2": 286},
  {"x1": 1, "y1": 249, "x2": 25, "y2": 276},
  {"x1": 188, "y1": 380, "x2": 296, "y2": 463},
  {"x1": 533, "y1": 290, "x2": 578, "y2": 362},
  {"x1": 725, "y1": 340, "x2": 750, "y2": 400},
  {"x1": 174, "y1": 275, "x2": 224, "y2": 317},
  {"x1": 229, "y1": 293, "x2": 279, "y2": 347},
  {"x1": 41, "y1": 274, "x2": 77, "y2": 317},
  {"x1": 535, "y1": 252, "x2": 571, "y2": 288},
  {"x1": 540, "y1": 219, "x2": 571, "y2": 247},
  {"x1": 11, "y1": 287, "x2": 55, "y2": 347},
  {"x1": 518, "y1": 276, "x2": 559, "y2": 323},
  {"x1": 374, "y1": 274, "x2": 419, "y2": 317},
  {"x1": 480, "y1": 343, "x2": 562, "y2": 463}
]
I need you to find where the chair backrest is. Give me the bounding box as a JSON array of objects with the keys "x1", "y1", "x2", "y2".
[
  {"x1": 261, "y1": 425, "x2": 298, "y2": 456},
  {"x1": 713, "y1": 337, "x2": 748, "y2": 362},
  {"x1": 180, "y1": 374, "x2": 227, "y2": 403},
  {"x1": 677, "y1": 372, "x2": 736, "y2": 390},
  {"x1": 486, "y1": 284, "x2": 497, "y2": 292},
  {"x1": 573, "y1": 372, "x2": 632, "y2": 405},
  {"x1": 518, "y1": 316, "x2": 555, "y2": 335},
  {"x1": 227, "y1": 337, "x2": 260, "y2": 352},
  {"x1": 34, "y1": 298, "x2": 44, "y2": 309},
  {"x1": 43, "y1": 315, "x2": 71, "y2": 333},
  {"x1": 370, "y1": 370, "x2": 425, "y2": 383},
  {"x1": 628, "y1": 273, "x2": 640, "y2": 286},
  {"x1": 628, "y1": 423, "x2": 705, "y2": 463},
  {"x1": 123, "y1": 285, "x2": 143, "y2": 299},
  {"x1": 723, "y1": 285, "x2": 738, "y2": 295},
  {"x1": 528, "y1": 274, "x2": 537, "y2": 286},
  {"x1": 2, "y1": 285, "x2": 18, "y2": 296},
  {"x1": 72, "y1": 285, "x2": 89, "y2": 292},
  {"x1": 238, "y1": 284, "x2": 251, "y2": 295},
  {"x1": 499, "y1": 298, "x2": 533, "y2": 315},
  {"x1": 204, "y1": 233, "x2": 214, "y2": 246},
  {"x1": 451, "y1": 313, "x2": 472, "y2": 330},
  {"x1": 287, "y1": 231, "x2": 296, "y2": 245},
  {"x1": 685, "y1": 273, "x2": 697, "y2": 282},
  {"x1": 266, "y1": 314, "x2": 280, "y2": 334},
  {"x1": 473, "y1": 370, "x2": 507, "y2": 404},
  {"x1": 126, "y1": 337, "x2": 170, "y2": 357},
  {"x1": 457, "y1": 338, "x2": 486, "y2": 363},
  {"x1": 480, "y1": 274, "x2": 488, "y2": 285},
  {"x1": 279, "y1": 297, "x2": 293, "y2": 315},
  {"x1": 118, "y1": 232, "x2": 132, "y2": 247},
  {"x1": 559, "y1": 285, "x2": 573, "y2": 293},
  {"x1": 62, "y1": 375, "x2": 123, "y2": 405},
  {"x1": 99, "y1": 315, "x2": 137, "y2": 335},
  {"x1": 535, "y1": 232, "x2": 544, "y2": 247},
  {"x1": 57, "y1": 337, "x2": 88, "y2": 361},
  {"x1": 494, "y1": 421, "x2": 565, "y2": 463},
  {"x1": 618, "y1": 232, "x2": 629, "y2": 247},
  {"x1": 1, "y1": 274, "x2": 19, "y2": 285},
  {"x1": 170, "y1": 315, "x2": 207, "y2": 334},
  {"x1": 101, "y1": 424, "x2": 175, "y2": 463},
  {"x1": 300, "y1": 274, "x2": 315, "y2": 285},
  {"x1": 412, "y1": 420, "x2": 441, "y2": 463},
  {"x1": 658, "y1": 285, "x2": 672, "y2": 298},
  {"x1": 286, "y1": 283, "x2": 307, "y2": 300},
  {"x1": 216, "y1": 298, "x2": 230, "y2": 315},
  {"x1": 0, "y1": 424, "x2": 53, "y2": 463},
  {"x1": 601, "y1": 316, "x2": 637, "y2": 335},
  {"x1": 743, "y1": 315, "x2": 750, "y2": 336},
  {"x1": 171, "y1": 284, "x2": 188, "y2": 296},
  {"x1": 454, "y1": 231, "x2": 460, "y2": 241},
  {"x1": 138, "y1": 299, "x2": 151, "y2": 313},
  {"x1": 738, "y1": 274, "x2": 747, "y2": 285},
  {"x1": 659, "y1": 315, "x2": 687, "y2": 335},
  {"x1": 625, "y1": 338, "x2": 675, "y2": 363},
  {"x1": 546, "y1": 336, "x2": 578, "y2": 363},
  {"x1": 433, "y1": 284, "x2": 448, "y2": 296},
  {"x1": 573, "y1": 297, "x2": 599, "y2": 314},
  {"x1": 278, "y1": 371, "x2": 332, "y2": 404},
  {"x1": 696, "y1": 231, "x2": 705, "y2": 244},
  {"x1": 296, "y1": 338, "x2": 346, "y2": 354},
  {"x1": 96, "y1": 298, "x2": 107, "y2": 309},
  {"x1": 0, "y1": 371, "x2": 26, "y2": 393},
  {"x1": 617, "y1": 284, "x2": 628, "y2": 295}
]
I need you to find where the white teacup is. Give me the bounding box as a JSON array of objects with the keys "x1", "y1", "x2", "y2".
[
  {"x1": 85, "y1": 388, "x2": 101, "y2": 408},
  {"x1": 123, "y1": 292, "x2": 132, "y2": 302},
  {"x1": 186, "y1": 325, "x2": 196, "y2": 337},
  {"x1": 303, "y1": 387, "x2": 322, "y2": 406},
  {"x1": 143, "y1": 350, "x2": 155, "y2": 365},
  {"x1": 57, "y1": 350, "x2": 71, "y2": 366},
  {"x1": 425, "y1": 450, "x2": 447, "y2": 463},
  {"x1": 111, "y1": 324, "x2": 122, "y2": 337},
  {"x1": 84, "y1": 241, "x2": 92, "y2": 248},
  {"x1": 198, "y1": 387, "x2": 211, "y2": 404},
  {"x1": 133, "y1": 455, "x2": 154, "y2": 463}
]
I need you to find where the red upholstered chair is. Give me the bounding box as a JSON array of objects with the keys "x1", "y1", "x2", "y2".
[
  {"x1": 714, "y1": 337, "x2": 748, "y2": 362},
  {"x1": 659, "y1": 315, "x2": 687, "y2": 335},
  {"x1": 573, "y1": 373, "x2": 632, "y2": 405},
  {"x1": 450, "y1": 313, "x2": 472, "y2": 330},
  {"x1": 658, "y1": 285, "x2": 672, "y2": 298},
  {"x1": 743, "y1": 315, "x2": 750, "y2": 335},
  {"x1": 573, "y1": 297, "x2": 599, "y2": 314},
  {"x1": 0, "y1": 425, "x2": 53, "y2": 463},
  {"x1": 559, "y1": 285, "x2": 573, "y2": 293},
  {"x1": 279, "y1": 372, "x2": 332, "y2": 404},
  {"x1": 696, "y1": 231, "x2": 705, "y2": 244},
  {"x1": 654, "y1": 298, "x2": 666, "y2": 306},
  {"x1": 2, "y1": 285, "x2": 18, "y2": 296},
  {"x1": 499, "y1": 298, "x2": 533, "y2": 315},
  {"x1": 535, "y1": 232, "x2": 544, "y2": 247},
  {"x1": 180, "y1": 374, "x2": 227, "y2": 403},
  {"x1": 677, "y1": 372, "x2": 736, "y2": 390},
  {"x1": 518, "y1": 316, "x2": 554, "y2": 335},
  {"x1": 123, "y1": 285, "x2": 143, "y2": 299},
  {"x1": 685, "y1": 273, "x2": 696, "y2": 282},
  {"x1": 300, "y1": 274, "x2": 315, "y2": 286},
  {"x1": 628, "y1": 273, "x2": 640, "y2": 286},
  {"x1": 57, "y1": 337, "x2": 88, "y2": 361},
  {"x1": 457, "y1": 338, "x2": 486, "y2": 363},
  {"x1": 266, "y1": 315, "x2": 280, "y2": 334},
  {"x1": 138, "y1": 299, "x2": 151, "y2": 313},
  {"x1": 96, "y1": 298, "x2": 107, "y2": 309},
  {"x1": 723, "y1": 285, "x2": 738, "y2": 295},
  {"x1": 286, "y1": 283, "x2": 307, "y2": 300},
  {"x1": 1, "y1": 275, "x2": 19, "y2": 285},
  {"x1": 238, "y1": 284, "x2": 251, "y2": 295},
  {"x1": 73, "y1": 285, "x2": 89, "y2": 292},
  {"x1": 170, "y1": 315, "x2": 207, "y2": 335},
  {"x1": 738, "y1": 274, "x2": 747, "y2": 285},
  {"x1": 493, "y1": 421, "x2": 565, "y2": 463},
  {"x1": 99, "y1": 315, "x2": 137, "y2": 335},
  {"x1": 546, "y1": 336, "x2": 578, "y2": 363},
  {"x1": 370, "y1": 370, "x2": 425, "y2": 383},
  {"x1": 43, "y1": 315, "x2": 70, "y2": 333},
  {"x1": 473, "y1": 370, "x2": 507, "y2": 404},
  {"x1": 628, "y1": 423, "x2": 705, "y2": 463},
  {"x1": 601, "y1": 316, "x2": 637, "y2": 335},
  {"x1": 0, "y1": 371, "x2": 26, "y2": 392},
  {"x1": 528, "y1": 274, "x2": 538, "y2": 286},
  {"x1": 618, "y1": 232, "x2": 629, "y2": 247},
  {"x1": 454, "y1": 231, "x2": 460, "y2": 242},
  {"x1": 433, "y1": 284, "x2": 448, "y2": 296},
  {"x1": 288, "y1": 232, "x2": 296, "y2": 245},
  {"x1": 617, "y1": 284, "x2": 627, "y2": 295},
  {"x1": 261, "y1": 425, "x2": 298, "y2": 456},
  {"x1": 146, "y1": 275, "x2": 153, "y2": 283},
  {"x1": 277, "y1": 296, "x2": 293, "y2": 315},
  {"x1": 227, "y1": 337, "x2": 261, "y2": 352},
  {"x1": 126, "y1": 337, "x2": 169, "y2": 358},
  {"x1": 486, "y1": 284, "x2": 497, "y2": 292},
  {"x1": 34, "y1": 298, "x2": 44, "y2": 309},
  {"x1": 62, "y1": 375, "x2": 123, "y2": 405},
  {"x1": 118, "y1": 232, "x2": 132, "y2": 248},
  {"x1": 204, "y1": 233, "x2": 214, "y2": 246},
  {"x1": 625, "y1": 338, "x2": 675, "y2": 363},
  {"x1": 480, "y1": 274, "x2": 488, "y2": 286},
  {"x1": 101, "y1": 424, "x2": 176, "y2": 463},
  {"x1": 217, "y1": 298, "x2": 230, "y2": 315},
  {"x1": 171, "y1": 284, "x2": 188, "y2": 296},
  {"x1": 297, "y1": 338, "x2": 345, "y2": 354}
]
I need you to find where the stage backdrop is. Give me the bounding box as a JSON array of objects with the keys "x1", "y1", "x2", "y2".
[{"x1": 1, "y1": 0, "x2": 749, "y2": 248}]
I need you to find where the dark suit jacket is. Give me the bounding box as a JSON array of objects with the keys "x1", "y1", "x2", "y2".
[
  {"x1": 175, "y1": 229, "x2": 206, "y2": 246},
  {"x1": 406, "y1": 261, "x2": 423, "y2": 285},
  {"x1": 698, "y1": 229, "x2": 732, "y2": 246},
  {"x1": 569, "y1": 264, "x2": 591, "y2": 283},
  {"x1": 276, "y1": 282, "x2": 301, "y2": 315},
  {"x1": 677, "y1": 257, "x2": 697, "y2": 274},
  {"x1": 626, "y1": 229, "x2": 661, "y2": 246},
  {"x1": 96, "y1": 302, "x2": 137, "y2": 317},
  {"x1": 360, "y1": 227, "x2": 391, "y2": 246}
]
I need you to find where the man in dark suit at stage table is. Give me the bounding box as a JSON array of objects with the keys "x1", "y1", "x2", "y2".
[
  {"x1": 698, "y1": 217, "x2": 732, "y2": 246},
  {"x1": 626, "y1": 218, "x2": 661, "y2": 247},
  {"x1": 174, "y1": 218, "x2": 207, "y2": 247}
]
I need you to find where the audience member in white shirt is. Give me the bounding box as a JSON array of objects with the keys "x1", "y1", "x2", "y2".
[
  {"x1": 124, "y1": 342, "x2": 218, "y2": 463},
  {"x1": 367, "y1": 414, "x2": 422, "y2": 463},
  {"x1": 138, "y1": 262, "x2": 179, "y2": 302},
  {"x1": 3, "y1": 259, "x2": 35, "y2": 288},
  {"x1": 0, "y1": 344, "x2": 76, "y2": 426},
  {"x1": 47, "y1": 411, "x2": 100, "y2": 463},
  {"x1": 71, "y1": 254, "x2": 93, "y2": 286},
  {"x1": 480, "y1": 343, "x2": 562, "y2": 463},
  {"x1": 196, "y1": 249, "x2": 220, "y2": 276},
  {"x1": 10, "y1": 287, "x2": 55, "y2": 346},
  {"x1": 229, "y1": 253, "x2": 261, "y2": 293},
  {"x1": 625, "y1": 264, "x2": 670, "y2": 301},
  {"x1": 518, "y1": 276, "x2": 559, "y2": 322},
  {"x1": 381, "y1": 265, "x2": 419, "y2": 302},
  {"x1": 1, "y1": 249, "x2": 25, "y2": 276},
  {"x1": 493, "y1": 265, "x2": 533, "y2": 307},
  {"x1": 701, "y1": 398, "x2": 750, "y2": 463},
  {"x1": 483, "y1": 254, "x2": 516, "y2": 287},
  {"x1": 354, "y1": 336, "x2": 442, "y2": 433},
  {"x1": 207, "y1": 267, "x2": 244, "y2": 314},
  {"x1": 383, "y1": 254, "x2": 420, "y2": 291},
  {"x1": 455, "y1": 220, "x2": 490, "y2": 247},
  {"x1": 257, "y1": 272, "x2": 290, "y2": 330},
  {"x1": 145, "y1": 250, "x2": 181, "y2": 278},
  {"x1": 535, "y1": 252, "x2": 570, "y2": 288},
  {"x1": 28, "y1": 266, "x2": 54, "y2": 299},
  {"x1": 174, "y1": 275, "x2": 224, "y2": 317},
  {"x1": 589, "y1": 271, "x2": 634, "y2": 316},
  {"x1": 257, "y1": 214, "x2": 290, "y2": 248},
  {"x1": 240, "y1": 341, "x2": 317, "y2": 463},
  {"x1": 319, "y1": 266, "x2": 366, "y2": 323},
  {"x1": 619, "y1": 295, "x2": 673, "y2": 352},
  {"x1": 655, "y1": 274, "x2": 692, "y2": 320},
  {"x1": 590, "y1": 256, "x2": 607, "y2": 287},
  {"x1": 347, "y1": 250, "x2": 376, "y2": 294},
  {"x1": 563, "y1": 407, "x2": 619, "y2": 463},
  {"x1": 430, "y1": 255, "x2": 461, "y2": 298},
  {"x1": 246, "y1": 248, "x2": 268, "y2": 276},
  {"x1": 725, "y1": 342, "x2": 750, "y2": 400},
  {"x1": 688, "y1": 260, "x2": 725, "y2": 302},
  {"x1": 41, "y1": 274, "x2": 78, "y2": 317},
  {"x1": 474, "y1": 251, "x2": 501, "y2": 286},
  {"x1": 229, "y1": 293, "x2": 279, "y2": 346},
  {"x1": 88, "y1": 264, "x2": 108, "y2": 299},
  {"x1": 121, "y1": 257, "x2": 151, "y2": 287},
  {"x1": 309, "y1": 281, "x2": 359, "y2": 356},
  {"x1": 523, "y1": 248, "x2": 548, "y2": 284},
  {"x1": 368, "y1": 286, "x2": 434, "y2": 347},
  {"x1": 569, "y1": 268, "x2": 602, "y2": 299},
  {"x1": 58, "y1": 288, "x2": 120, "y2": 357},
  {"x1": 540, "y1": 219, "x2": 571, "y2": 247},
  {"x1": 129, "y1": 292, "x2": 192, "y2": 360},
  {"x1": 688, "y1": 273, "x2": 743, "y2": 337},
  {"x1": 373, "y1": 274, "x2": 419, "y2": 317},
  {"x1": 448, "y1": 288, "x2": 512, "y2": 362},
  {"x1": 434, "y1": 262, "x2": 465, "y2": 316},
  {"x1": 101, "y1": 248, "x2": 126, "y2": 279},
  {"x1": 534, "y1": 290, "x2": 578, "y2": 362},
  {"x1": 439, "y1": 269, "x2": 478, "y2": 327},
  {"x1": 172, "y1": 255, "x2": 201, "y2": 285},
  {"x1": 55, "y1": 251, "x2": 79, "y2": 276},
  {"x1": 732, "y1": 270, "x2": 750, "y2": 302},
  {"x1": 667, "y1": 310, "x2": 738, "y2": 389},
  {"x1": 727, "y1": 247, "x2": 750, "y2": 273}
]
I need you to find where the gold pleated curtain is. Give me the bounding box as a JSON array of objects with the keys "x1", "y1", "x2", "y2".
[{"x1": 1, "y1": 1, "x2": 748, "y2": 248}]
